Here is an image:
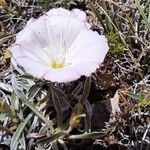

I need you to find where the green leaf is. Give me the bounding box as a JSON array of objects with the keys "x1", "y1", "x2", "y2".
[
  {"x1": 134, "y1": 0, "x2": 150, "y2": 32},
  {"x1": 0, "y1": 99, "x2": 11, "y2": 113},
  {"x1": 51, "y1": 86, "x2": 63, "y2": 129},
  {"x1": 72, "y1": 82, "x2": 83, "y2": 95},
  {"x1": 10, "y1": 113, "x2": 32, "y2": 150},
  {"x1": 84, "y1": 100, "x2": 92, "y2": 132},
  {"x1": 79, "y1": 77, "x2": 91, "y2": 105},
  {"x1": 68, "y1": 131, "x2": 107, "y2": 140},
  {"x1": 0, "y1": 82, "x2": 13, "y2": 92},
  {"x1": 58, "y1": 139, "x2": 68, "y2": 150},
  {"x1": 35, "y1": 132, "x2": 67, "y2": 146},
  {"x1": 28, "y1": 83, "x2": 42, "y2": 100},
  {"x1": 125, "y1": 92, "x2": 139, "y2": 100},
  {"x1": 19, "y1": 133, "x2": 26, "y2": 150},
  {"x1": 19, "y1": 74, "x2": 35, "y2": 80},
  {"x1": 11, "y1": 75, "x2": 54, "y2": 132},
  {"x1": 0, "y1": 113, "x2": 7, "y2": 121},
  {"x1": 11, "y1": 91, "x2": 19, "y2": 111},
  {"x1": 51, "y1": 140, "x2": 59, "y2": 150},
  {"x1": 28, "y1": 116, "x2": 39, "y2": 133},
  {"x1": 108, "y1": 32, "x2": 125, "y2": 54},
  {"x1": 0, "y1": 98, "x2": 17, "y2": 120},
  {"x1": 51, "y1": 84, "x2": 70, "y2": 111}
]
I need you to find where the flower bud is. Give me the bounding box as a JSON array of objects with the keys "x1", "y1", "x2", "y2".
[
  {"x1": 69, "y1": 105, "x2": 86, "y2": 128},
  {"x1": 0, "y1": 0, "x2": 7, "y2": 6}
]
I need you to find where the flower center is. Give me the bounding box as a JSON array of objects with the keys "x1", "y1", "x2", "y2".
[{"x1": 51, "y1": 61, "x2": 64, "y2": 69}]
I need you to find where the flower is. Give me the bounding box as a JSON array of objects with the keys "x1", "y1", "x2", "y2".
[{"x1": 10, "y1": 8, "x2": 109, "y2": 83}]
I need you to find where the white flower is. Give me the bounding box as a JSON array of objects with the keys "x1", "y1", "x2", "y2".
[{"x1": 10, "y1": 8, "x2": 109, "y2": 83}]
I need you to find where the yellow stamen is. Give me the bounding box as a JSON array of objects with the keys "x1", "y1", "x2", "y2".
[{"x1": 52, "y1": 61, "x2": 64, "y2": 69}]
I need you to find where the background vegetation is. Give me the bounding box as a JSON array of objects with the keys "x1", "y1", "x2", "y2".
[{"x1": 0, "y1": 0, "x2": 149, "y2": 150}]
